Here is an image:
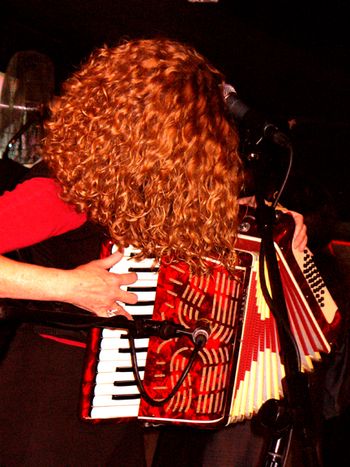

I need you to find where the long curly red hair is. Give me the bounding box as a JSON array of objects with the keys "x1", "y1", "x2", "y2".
[{"x1": 42, "y1": 38, "x2": 243, "y2": 273}]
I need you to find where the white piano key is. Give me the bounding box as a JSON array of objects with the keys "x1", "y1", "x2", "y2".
[
  {"x1": 134, "y1": 290, "x2": 156, "y2": 301},
  {"x1": 99, "y1": 337, "x2": 128, "y2": 350},
  {"x1": 92, "y1": 395, "x2": 141, "y2": 407},
  {"x1": 127, "y1": 258, "x2": 159, "y2": 269},
  {"x1": 124, "y1": 304, "x2": 154, "y2": 315},
  {"x1": 100, "y1": 336, "x2": 149, "y2": 350},
  {"x1": 96, "y1": 360, "x2": 146, "y2": 376},
  {"x1": 115, "y1": 371, "x2": 145, "y2": 382},
  {"x1": 130, "y1": 272, "x2": 158, "y2": 283},
  {"x1": 96, "y1": 353, "x2": 146, "y2": 368},
  {"x1": 98, "y1": 348, "x2": 148, "y2": 364},
  {"x1": 96, "y1": 361, "x2": 125, "y2": 373},
  {"x1": 130, "y1": 279, "x2": 158, "y2": 289},
  {"x1": 91, "y1": 404, "x2": 140, "y2": 419},
  {"x1": 96, "y1": 371, "x2": 144, "y2": 384},
  {"x1": 102, "y1": 328, "x2": 127, "y2": 338},
  {"x1": 94, "y1": 382, "x2": 140, "y2": 396}
]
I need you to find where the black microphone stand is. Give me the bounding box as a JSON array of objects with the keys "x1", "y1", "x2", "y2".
[{"x1": 243, "y1": 141, "x2": 320, "y2": 467}]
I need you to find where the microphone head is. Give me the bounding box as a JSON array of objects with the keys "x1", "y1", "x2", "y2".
[
  {"x1": 221, "y1": 82, "x2": 237, "y2": 100},
  {"x1": 221, "y1": 82, "x2": 251, "y2": 122},
  {"x1": 221, "y1": 82, "x2": 292, "y2": 149},
  {"x1": 192, "y1": 318, "x2": 211, "y2": 347}
]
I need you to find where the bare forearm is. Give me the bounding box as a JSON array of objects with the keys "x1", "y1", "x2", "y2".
[
  {"x1": 0, "y1": 253, "x2": 137, "y2": 317},
  {"x1": 0, "y1": 255, "x2": 75, "y2": 302}
]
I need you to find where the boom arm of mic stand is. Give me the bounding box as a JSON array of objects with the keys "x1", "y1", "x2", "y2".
[
  {"x1": 0, "y1": 300, "x2": 203, "y2": 342},
  {"x1": 0, "y1": 299, "x2": 134, "y2": 331}
]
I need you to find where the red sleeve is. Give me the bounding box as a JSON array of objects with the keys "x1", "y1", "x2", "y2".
[{"x1": 0, "y1": 177, "x2": 87, "y2": 254}]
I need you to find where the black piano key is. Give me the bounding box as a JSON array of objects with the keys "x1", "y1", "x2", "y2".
[
  {"x1": 128, "y1": 267, "x2": 159, "y2": 273},
  {"x1": 115, "y1": 366, "x2": 146, "y2": 372},
  {"x1": 118, "y1": 347, "x2": 149, "y2": 353},
  {"x1": 114, "y1": 380, "x2": 138, "y2": 387},
  {"x1": 128, "y1": 288, "x2": 157, "y2": 294},
  {"x1": 112, "y1": 394, "x2": 141, "y2": 400},
  {"x1": 127, "y1": 301, "x2": 155, "y2": 307}
]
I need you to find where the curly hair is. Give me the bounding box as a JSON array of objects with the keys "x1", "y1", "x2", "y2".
[{"x1": 42, "y1": 38, "x2": 243, "y2": 273}]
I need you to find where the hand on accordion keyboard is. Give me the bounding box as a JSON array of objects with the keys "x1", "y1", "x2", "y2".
[{"x1": 65, "y1": 250, "x2": 138, "y2": 317}]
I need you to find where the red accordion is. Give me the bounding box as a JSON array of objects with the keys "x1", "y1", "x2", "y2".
[{"x1": 80, "y1": 210, "x2": 340, "y2": 427}]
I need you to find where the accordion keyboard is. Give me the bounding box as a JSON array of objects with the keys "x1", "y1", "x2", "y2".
[{"x1": 83, "y1": 247, "x2": 159, "y2": 420}]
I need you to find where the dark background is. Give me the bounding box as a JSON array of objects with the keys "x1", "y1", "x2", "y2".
[{"x1": 1, "y1": 0, "x2": 349, "y2": 227}]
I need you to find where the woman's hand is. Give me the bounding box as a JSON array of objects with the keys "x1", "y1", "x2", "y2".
[
  {"x1": 283, "y1": 210, "x2": 308, "y2": 252},
  {"x1": 238, "y1": 195, "x2": 308, "y2": 252},
  {"x1": 68, "y1": 251, "x2": 138, "y2": 318}
]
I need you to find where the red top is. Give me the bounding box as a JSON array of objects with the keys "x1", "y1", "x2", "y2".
[{"x1": 0, "y1": 177, "x2": 86, "y2": 254}]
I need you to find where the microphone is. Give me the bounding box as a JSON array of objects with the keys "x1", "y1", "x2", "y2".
[
  {"x1": 222, "y1": 83, "x2": 291, "y2": 148},
  {"x1": 133, "y1": 319, "x2": 185, "y2": 340},
  {"x1": 133, "y1": 318, "x2": 211, "y2": 347},
  {"x1": 191, "y1": 319, "x2": 211, "y2": 347}
]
